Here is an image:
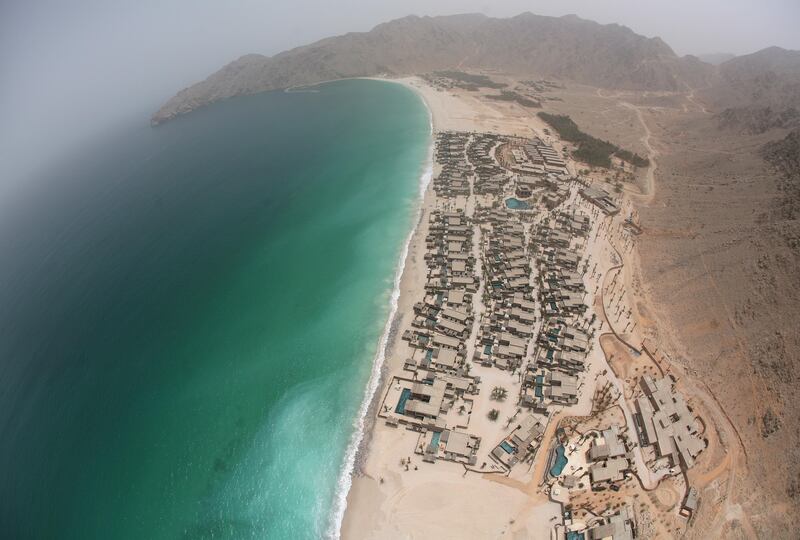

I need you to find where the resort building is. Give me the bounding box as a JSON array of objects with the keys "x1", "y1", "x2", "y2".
[
  {"x1": 587, "y1": 425, "x2": 627, "y2": 461},
  {"x1": 585, "y1": 507, "x2": 636, "y2": 540},
  {"x1": 633, "y1": 375, "x2": 705, "y2": 469}
]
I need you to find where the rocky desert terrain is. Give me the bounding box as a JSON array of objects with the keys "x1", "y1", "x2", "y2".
[{"x1": 530, "y1": 51, "x2": 800, "y2": 536}]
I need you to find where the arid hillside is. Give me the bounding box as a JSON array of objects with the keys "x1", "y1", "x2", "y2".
[
  {"x1": 707, "y1": 47, "x2": 800, "y2": 133},
  {"x1": 534, "y1": 64, "x2": 800, "y2": 536},
  {"x1": 152, "y1": 12, "x2": 711, "y2": 124},
  {"x1": 638, "y1": 114, "x2": 799, "y2": 538}
]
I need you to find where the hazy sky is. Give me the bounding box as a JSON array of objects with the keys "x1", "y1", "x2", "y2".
[{"x1": 2, "y1": 0, "x2": 799, "y2": 199}]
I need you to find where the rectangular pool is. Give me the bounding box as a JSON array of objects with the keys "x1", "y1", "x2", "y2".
[{"x1": 395, "y1": 388, "x2": 411, "y2": 415}]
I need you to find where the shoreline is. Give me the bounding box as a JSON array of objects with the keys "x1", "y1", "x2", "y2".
[
  {"x1": 328, "y1": 81, "x2": 435, "y2": 539},
  {"x1": 339, "y1": 77, "x2": 563, "y2": 539},
  {"x1": 338, "y1": 74, "x2": 716, "y2": 539}
]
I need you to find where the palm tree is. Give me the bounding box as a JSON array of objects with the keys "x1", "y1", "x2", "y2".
[
  {"x1": 488, "y1": 409, "x2": 500, "y2": 421},
  {"x1": 491, "y1": 386, "x2": 509, "y2": 401}
]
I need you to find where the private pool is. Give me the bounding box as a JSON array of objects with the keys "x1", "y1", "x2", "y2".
[
  {"x1": 395, "y1": 388, "x2": 411, "y2": 415},
  {"x1": 500, "y1": 440, "x2": 516, "y2": 454},
  {"x1": 550, "y1": 444, "x2": 568, "y2": 477},
  {"x1": 431, "y1": 431, "x2": 441, "y2": 447},
  {"x1": 505, "y1": 197, "x2": 530, "y2": 210}
]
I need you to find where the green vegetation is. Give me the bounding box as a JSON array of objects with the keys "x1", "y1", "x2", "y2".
[
  {"x1": 491, "y1": 386, "x2": 509, "y2": 401},
  {"x1": 574, "y1": 137, "x2": 618, "y2": 168},
  {"x1": 486, "y1": 90, "x2": 541, "y2": 108},
  {"x1": 537, "y1": 112, "x2": 650, "y2": 169},
  {"x1": 614, "y1": 148, "x2": 650, "y2": 168},
  {"x1": 537, "y1": 113, "x2": 584, "y2": 142},
  {"x1": 433, "y1": 71, "x2": 507, "y2": 90},
  {"x1": 488, "y1": 409, "x2": 500, "y2": 421}
]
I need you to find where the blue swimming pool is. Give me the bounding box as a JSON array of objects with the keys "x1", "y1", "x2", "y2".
[
  {"x1": 500, "y1": 440, "x2": 516, "y2": 454},
  {"x1": 506, "y1": 198, "x2": 530, "y2": 210},
  {"x1": 395, "y1": 388, "x2": 411, "y2": 415},
  {"x1": 431, "y1": 431, "x2": 441, "y2": 447},
  {"x1": 550, "y1": 444, "x2": 568, "y2": 477}
]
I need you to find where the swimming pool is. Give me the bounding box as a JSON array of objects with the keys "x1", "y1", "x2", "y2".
[
  {"x1": 395, "y1": 388, "x2": 411, "y2": 415},
  {"x1": 549, "y1": 444, "x2": 568, "y2": 477},
  {"x1": 431, "y1": 431, "x2": 441, "y2": 447},
  {"x1": 500, "y1": 440, "x2": 516, "y2": 454},
  {"x1": 505, "y1": 197, "x2": 530, "y2": 210}
]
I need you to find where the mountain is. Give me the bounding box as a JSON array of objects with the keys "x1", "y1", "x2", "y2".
[
  {"x1": 152, "y1": 12, "x2": 711, "y2": 125},
  {"x1": 708, "y1": 47, "x2": 800, "y2": 133},
  {"x1": 714, "y1": 47, "x2": 800, "y2": 109},
  {"x1": 697, "y1": 52, "x2": 736, "y2": 65},
  {"x1": 762, "y1": 128, "x2": 800, "y2": 218}
]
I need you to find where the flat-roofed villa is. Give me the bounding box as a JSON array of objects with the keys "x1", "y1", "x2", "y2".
[
  {"x1": 583, "y1": 507, "x2": 635, "y2": 540},
  {"x1": 589, "y1": 456, "x2": 630, "y2": 485},
  {"x1": 420, "y1": 428, "x2": 481, "y2": 465},
  {"x1": 587, "y1": 425, "x2": 627, "y2": 461},
  {"x1": 633, "y1": 375, "x2": 706, "y2": 469}
]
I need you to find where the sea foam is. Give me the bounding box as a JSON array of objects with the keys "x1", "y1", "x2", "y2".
[{"x1": 327, "y1": 90, "x2": 433, "y2": 539}]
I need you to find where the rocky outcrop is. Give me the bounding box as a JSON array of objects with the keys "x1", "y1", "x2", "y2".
[
  {"x1": 762, "y1": 129, "x2": 800, "y2": 220},
  {"x1": 718, "y1": 106, "x2": 800, "y2": 134},
  {"x1": 707, "y1": 46, "x2": 800, "y2": 112}
]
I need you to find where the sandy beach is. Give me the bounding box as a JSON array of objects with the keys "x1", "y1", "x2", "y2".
[
  {"x1": 339, "y1": 78, "x2": 588, "y2": 539},
  {"x1": 340, "y1": 75, "x2": 713, "y2": 539}
]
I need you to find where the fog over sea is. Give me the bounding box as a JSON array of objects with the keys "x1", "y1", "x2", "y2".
[{"x1": 0, "y1": 79, "x2": 430, "y2": 539}]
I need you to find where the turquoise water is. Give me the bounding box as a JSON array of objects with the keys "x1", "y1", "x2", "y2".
[
  {"x1": 505, "y1": 197, "x2": 530, "y2": 210},
  {"x1": 535, "y1": 374, "x2": 544, "y2": 398},
  {"x1": 500, "y1": 441, "x2": 516, "y2": 454},
  {"x1": 0, "y1": 79, "x2": 430, "y2": 539},
  {"x1": 550, "y1": 445, "x2": 568, "y2": 477},
  {"x1": 396, "y1": 388, "x2": 412, "y2": 415}
]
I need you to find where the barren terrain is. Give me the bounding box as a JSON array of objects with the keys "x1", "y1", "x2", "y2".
[{"x1": 538, "y1": 79, "x2": 800, "y2": 538}]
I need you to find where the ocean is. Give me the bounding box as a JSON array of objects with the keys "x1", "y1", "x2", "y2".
[{"x1": 0, "y1": 79, "x2": 431, "y2": 539}]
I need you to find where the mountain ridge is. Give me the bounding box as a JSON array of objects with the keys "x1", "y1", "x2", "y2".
[{"x1": 151, "y1": 12, "x2": 711, "y2": 125}]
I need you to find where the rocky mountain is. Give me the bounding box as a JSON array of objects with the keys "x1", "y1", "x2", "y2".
[
  {"x1": 708, "y1": 47, "x2": 800, "y2": 133},
  {"x1": 152, "y1": 12, "x2": 711, "y2": 125},
  {"x1": 718, "y1": 46, "x2": 800, "y2": 107},
  {"x1": 762, "y1": 128, "x2": 800, "y2": 219},
  {"x1": 697, "y1": 52, "x2": 736, "y2": 65}
]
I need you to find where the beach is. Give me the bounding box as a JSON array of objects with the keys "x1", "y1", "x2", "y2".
[
  {"x1": 341, "y1": 78, "x2": 571, "y2": 539},
  {"x1": 339, "y1": 75, "x2": 710, "y2": 539}
]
